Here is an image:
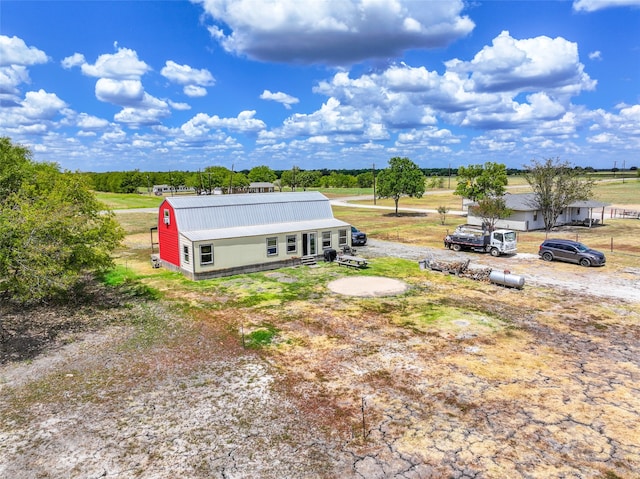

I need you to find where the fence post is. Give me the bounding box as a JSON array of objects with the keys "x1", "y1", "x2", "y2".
[{"x1": 611, "y1": 237, "x2": 613, "y2": 252}]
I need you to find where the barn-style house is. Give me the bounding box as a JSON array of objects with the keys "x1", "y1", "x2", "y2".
[{"x1": 156, "y1": 191, "x2": 352, "y2": 280}]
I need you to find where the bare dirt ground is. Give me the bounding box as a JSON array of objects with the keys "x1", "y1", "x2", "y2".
[{"x1": 1, "y1": 240, "x2": 639, "y2": 479}]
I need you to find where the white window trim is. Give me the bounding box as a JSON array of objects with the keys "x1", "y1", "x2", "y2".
[
  {"x1": 200, "y1": 244, "x2": 214, "y2": 265},
  {"x1": 322, "y1": 231, "x2": 332, "y2": 249},
  {"x1": 286, "y1": 234, "x2": 297, "y2": 254},
  {"x1": 338, "y1": 229, "x2": 347, "y2": 246},
  {"x1": 266, "y1": 237, "x2": 278, "y2": 256}
]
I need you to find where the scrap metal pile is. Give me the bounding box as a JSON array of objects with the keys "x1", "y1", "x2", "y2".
[
  {"x1": 422, "y1": 258, "x2": 492, "y2": 281},
  {"x1": 419, "y1": 256, "x2": 524, "y2": 289}
]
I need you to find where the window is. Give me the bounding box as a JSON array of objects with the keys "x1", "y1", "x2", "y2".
[
  {"x1": 533, "y1": 212, "x2": 538, "y2": 221},
  {"x1": 266, "y1": 237, "x2": 278, "y2": 256},
  {"x1": 286, "y1": 235, "x2": 297, "y2": 254},
  {"x1": 200, "y1": 244, "x2": 213, "y2": 265},
  {"x1": 322, "y1": 231, "x2": 331, "y2": 249},
  {"x1": 338, "y1": 229, "x2": 347, "y2": 246},
  {"x1": 163, "y1": 209, "x2": 170, "y2": 225},
  {"x1": 183, "y1": 245, "x2": 190, "y2": 263}
]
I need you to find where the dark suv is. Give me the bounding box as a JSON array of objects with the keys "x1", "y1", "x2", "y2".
[
  {"x1": 351, "y1": 226, "x2": 367, "y2": 246},
  {"x1": 538, "y1": 239, "x2": 606, "y2": 267}
]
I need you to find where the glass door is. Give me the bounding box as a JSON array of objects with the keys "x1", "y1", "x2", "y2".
[{"x1": 303, "y1": 232, "x2": 317, "y2": 256}]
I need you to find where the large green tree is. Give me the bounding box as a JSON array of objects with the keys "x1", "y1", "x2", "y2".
[
  {"x1": 470, "y1": 197, "x2": 512, "y2": 231},
  {"x1": 296, "y1": 170, "x2": 321, "y2": 190},
  {"x1": 248, "y1": 165, "x2": 277, "y2": 183},
  {"x1": 523, "y1": 157, "x2": 594, "y2": 232},
  {"x1": 454, "y1": 162, "x2": 508, "y2": 201},
  {"x1": 376, "y1": 157, "x2": 425, "y2": 216},
  {"x1": 0, "y1": 137, "x2": 124, "y2": 303}
]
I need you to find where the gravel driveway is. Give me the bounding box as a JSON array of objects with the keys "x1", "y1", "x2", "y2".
[{"x1": 361, "y1": 238, "x2": 640, "y2": 303}]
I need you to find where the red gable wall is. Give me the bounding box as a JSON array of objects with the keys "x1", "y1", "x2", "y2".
[{"x1": 157, "y1": 200, "x2": 180, "y2": 267}]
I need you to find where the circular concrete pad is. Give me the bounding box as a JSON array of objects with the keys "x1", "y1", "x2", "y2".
[{"x1": 327, "y1": 276, "x2": 409, "y2": 297}]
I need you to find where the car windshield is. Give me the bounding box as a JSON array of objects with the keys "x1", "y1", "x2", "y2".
[
  {"x1": 575, "y1": 243, "x2": 589, "y2": 252},
  {"x1": 503, "y1": 232, "x2": 516, "y2": 241}
]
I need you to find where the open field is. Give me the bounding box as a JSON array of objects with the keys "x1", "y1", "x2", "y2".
[{"x1": 2, "y1": 182, "x2": 639, "y2": 478}]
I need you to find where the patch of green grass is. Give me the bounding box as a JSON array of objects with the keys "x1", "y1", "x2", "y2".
[
  {"x1": 101, "y1": 265, "x2": 139, "y2": 286},
  {"x1": 244, "y1": 324, "x2": 279, "y2": 349},
  {"x1": 100, "y1": 266, "x2": 161, "y2": 300},
  {"x1": 363, "y1": 257, "x2": 421, "y2": 279}
]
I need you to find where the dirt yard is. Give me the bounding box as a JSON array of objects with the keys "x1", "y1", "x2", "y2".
[{"x1": 1, "y1": 239, "x2": 639, "y2": 479}]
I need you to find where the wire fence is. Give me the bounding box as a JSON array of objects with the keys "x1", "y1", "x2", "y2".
[
  {"x1": 517, "y1": 228, "x2": 640, "y2": 257},
  {"x1": 609, "y1": 208, "x2": 640, "y2": 219}
]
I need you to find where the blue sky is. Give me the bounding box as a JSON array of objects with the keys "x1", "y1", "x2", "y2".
[{"x1": 1, "y1": 0, "x2": 639, "y2": 173}]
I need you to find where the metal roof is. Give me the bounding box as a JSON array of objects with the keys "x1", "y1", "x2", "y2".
[
  {"x1": 163, "y1": 191, "x2": 338, "y2": 233},
  {"x1": 182, "y1": 218, "x2": 351, "y2": 242},
  {"x1": 500, "y1": 193, "x2": 609, "y2": 211}
]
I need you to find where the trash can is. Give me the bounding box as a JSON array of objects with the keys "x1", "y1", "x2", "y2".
[{"x1": 324, "y1": 248, "x2": 337, "y2": 262}]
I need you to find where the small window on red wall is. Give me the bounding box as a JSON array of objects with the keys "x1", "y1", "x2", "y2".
[{"x1": 163, "y1": 209, "x2": 170, "y2": 225}]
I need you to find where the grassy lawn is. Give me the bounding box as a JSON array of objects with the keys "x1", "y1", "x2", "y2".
[{"x1": 96, "y1": 191, "x2": 164, "y2": 209}]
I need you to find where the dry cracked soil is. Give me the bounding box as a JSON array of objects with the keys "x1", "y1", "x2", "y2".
[{"x1": 1, "y1": 239, "x2": 639, "y2": 479}]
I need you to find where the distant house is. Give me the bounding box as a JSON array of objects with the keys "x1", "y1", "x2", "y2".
[
  {"x1": 156, "y1": 191, "x2": 352, "y2": 280},
  {"x1": 153, "y1": 184, "x2": 195, "y2": 196},
  {"x1": 247, "y1": 182, "x2": 275, "y2": 193},
  {"x1": 467, "y1": 193, "x2": 609, "y2": 231}
]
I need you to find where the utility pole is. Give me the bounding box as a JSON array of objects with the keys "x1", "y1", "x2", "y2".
[
  {"x1": 292, "y1": 165, "x2": 297, "y2": 192},
  {"x1": 448, "y1": 162, "x2": 451, "y2": 189},
  {"x1": 372, "y1": 162, "x2": 376, "y2": 205}
]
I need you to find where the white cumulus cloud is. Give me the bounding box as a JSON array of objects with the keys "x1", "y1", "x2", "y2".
[
  {"x1": 61, "y1": 53, "x2": 86, "y2": 69},
  {"x1": 161, "y1": 60, "x2": 215, "y2": 85},
  {"x1": 0, "y1": 35, "x2": 48, "y2": 67},
  {"x1": 589, "y1": 50, "x2": 602, "y2": 60},
  {"x1": 183, "y1": 85, "x2": 208, "y2": 97},
  {"x1": 181, "y1": 110, "x2": 266, "y2": 136},
  {"x1": 161, "y1": 60, "x2": 215, "y2": 97},
  {"x1": 0, "y1": 35, "x2": 49, "y2": 103},
  {"x1": 194, "y1": 0, "x2": 474, "y2": 65},
  {"x1": 95, "y1": 78, "x2": 145, "y2": 105},
  {"x1": 260, "y1": 90, "x2": 299, "y2": 109},
  {"x1": 573, "y1": 0, "x2": 640, "y2": 12},
  {"x1": 447, "y1": 31, "x2": 596, "y2": 95},
  {"x1": 80, "y1": 47, "x2": 150, "y2": 79}
]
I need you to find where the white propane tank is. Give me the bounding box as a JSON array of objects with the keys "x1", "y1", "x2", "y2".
[{"x1": 489, "y1": 270, "x2": 525, "y2": 289}]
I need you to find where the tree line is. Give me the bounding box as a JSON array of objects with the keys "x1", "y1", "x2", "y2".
[
  {"x1": 84, "y1": 166, "x2": 527, "y2": 194},
  {"x1": 85, "y1": 163, "x2": 630, "y2": 195}
]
